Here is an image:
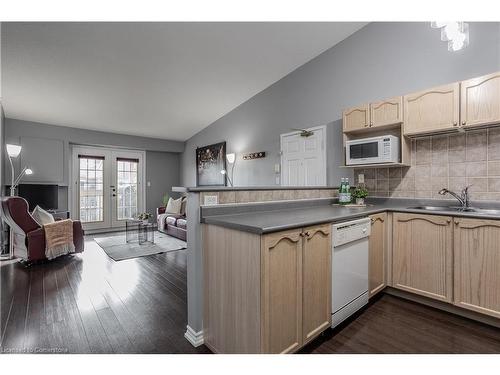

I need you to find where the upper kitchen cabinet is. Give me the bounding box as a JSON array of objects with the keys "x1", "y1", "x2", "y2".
[
  {"x1": 403, "y1": 82, "x2": 460, "y2": 136},
  {"x1": 343, "y1": 97, "x2": 404, "y2": 133},
  {"x1": 343, "y1": 104, "x2": 370, "y2": 132},
  {"x1": 460, "y1": 71, "x2": 500, "y2": 129},
  {"x1": 370, "y1": 96, "x2": 404, "y2": 128}
]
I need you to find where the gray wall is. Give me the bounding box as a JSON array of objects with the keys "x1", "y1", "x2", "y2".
[
  {"x1": 145, "y1": 150, "x2": 181, "y2": 215},
  {"x1": 4, "y1": 118, "x2": 182, "y2": 213},
  {"x1": 180, "y1": 22, "x2": 500, "y2": 187}
]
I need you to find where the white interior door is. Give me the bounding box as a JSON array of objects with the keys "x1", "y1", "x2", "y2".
[
  {"x1": 72, "y1": 146, "x2": 145, "y2": 231},
  {"x1": 280, "y1": 126, "x2": 327, "y2": 186}
]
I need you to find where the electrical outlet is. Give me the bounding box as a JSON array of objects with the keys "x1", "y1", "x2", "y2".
[
  {"x1": 358, "y1": 173, "x2": 365, "y2": 184},
  {"x1": 204, "y1": 195, "x2": 218, "y2": 205}
]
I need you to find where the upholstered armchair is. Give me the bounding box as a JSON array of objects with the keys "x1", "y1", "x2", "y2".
[{"x1": 1, "y1": 196, "x2": 84, "y2": 263}]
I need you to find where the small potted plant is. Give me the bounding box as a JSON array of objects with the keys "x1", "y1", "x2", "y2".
[
  {"x1": 138, "y1": 212, "x2": 152, "y2": 225},
  {"x1": 352, "y1": 186, "x2": 368, "y2": 205}
]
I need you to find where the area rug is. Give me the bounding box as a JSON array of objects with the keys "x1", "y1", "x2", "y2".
[{"x1": 94, "y1": 231, "x2": 186, "y2": 261}]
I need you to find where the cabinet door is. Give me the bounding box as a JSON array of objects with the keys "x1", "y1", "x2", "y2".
[
  {"x1": 454, "y1": 218, "x2": 500, "y2": 319},
  {"x1": 370, "y1": 96, "x2": 403, "y2": 128},
  {"x1": 343, "y1": 104, "x2": 370, "y2": 132},
  {"x1": 392, "y1": 213, "x2": 453, "y2": 302},
  {"x1": 261, "y1": 229, "x2": 303, "y2": 353},
  {"x1": 302, "y1": 224, "x2": 331, "y2": 344},
  {"x1": 369, "y1": 213, "x2": 386, "y2": 297},
  {"x1": 461, "y1": 71, "x2": 500, "y2": 128},
  {"x1": 403, "y1": 83, "x2": 460, "y2": 136}
]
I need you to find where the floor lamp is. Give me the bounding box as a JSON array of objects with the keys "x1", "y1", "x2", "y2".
[
  {"x1": 220, "y1": 153, "x2": 236, "y2": 187},
  {"x1": 0, "y1": 144, "x2": 33, "y2": 260}
]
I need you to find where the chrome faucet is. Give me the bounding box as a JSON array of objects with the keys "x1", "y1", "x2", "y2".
[{"x1": 438, "y1": 186, "x2": 472, "y2": 210}]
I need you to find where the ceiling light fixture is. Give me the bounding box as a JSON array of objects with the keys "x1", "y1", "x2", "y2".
[{"x1": 431, "y1": 22, "x2": 469, "y2": 52}]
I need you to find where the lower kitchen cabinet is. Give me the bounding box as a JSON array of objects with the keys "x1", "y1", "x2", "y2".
[
  {"x1": 261, "y1": 228, "x2": 303, "y2": 353},
  {"x1": 369, "y1": 213, "x2": 386, "y2": 297},
  {"x1": 301, "y1": 224, "x2": 332, "y2": 345},
  {"x1": 204, "y1": 223, "x2": 331, "y2": 354},
  {"x1": 453, "y1": 218, "x2": 500, "y2": 319},
  {"x1": 392, "y1": 213, "x2": 453, "y2": 303}
]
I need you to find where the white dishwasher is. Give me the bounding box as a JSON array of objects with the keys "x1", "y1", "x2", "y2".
[{"x1": 331, "y1": 217, "x2": 371, "y2": 328}]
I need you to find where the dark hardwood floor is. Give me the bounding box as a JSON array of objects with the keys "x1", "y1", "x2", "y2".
[
  {"x1": 1, "y1": 235, "x2": 210, "y2": 354},
  {"x1": 1, "y1": 234, "x2": 499, "y2": 354},
  {"x1": 303, "y1": 294, "x2": 500, "y2": 354}
]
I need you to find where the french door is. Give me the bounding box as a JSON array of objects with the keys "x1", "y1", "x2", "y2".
[{"x1": 72, "y1": 146, "x2": 145, "y2": 231}]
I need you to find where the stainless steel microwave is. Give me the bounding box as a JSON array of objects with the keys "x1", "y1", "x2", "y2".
[{"x1": 345, "y1": 135, "x2": 399, "y2": 165}]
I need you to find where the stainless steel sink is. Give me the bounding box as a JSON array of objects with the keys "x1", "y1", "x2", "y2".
[
  {"x1": 471, "y1": 208, "x2": 500, "y2": 216},
  {"x1": 407, "y1": 206, "x2": 459, "y2": 211},
  {"x1": 407, "y1": 206, "x2": 500, "y2": 216}
]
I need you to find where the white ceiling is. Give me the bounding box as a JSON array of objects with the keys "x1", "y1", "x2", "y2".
[{"x1": 2, "y1": 22, "x2": 366, "y2": 141}]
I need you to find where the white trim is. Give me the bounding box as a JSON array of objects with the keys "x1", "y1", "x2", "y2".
[
  {"x1": 280, "y1": 125, "x2": 327, "y2": 187},
  {"x1": 184, "y1": 325, "x2": 204, "y2": 347}
]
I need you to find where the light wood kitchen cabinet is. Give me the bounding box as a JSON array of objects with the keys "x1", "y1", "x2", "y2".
[
  {"x1": 453, "y1": 218, "x2": 500, "y2": 319},
  {"x1": 460, "y1": 71, "x2": 500, "y2": 128},
  {"x1": 369, "y1": 213, "x2": 386, "y2": 297},
  {"x1": 343, "y1": 104, "x2": 370, "y2": 132},
  {"x1": 261, "y1": 228, "x2": 303, "y2": 353},
  {"x1": 392, "y1": 213, "x2": 453, "y2": 303},
  {"x1": 403, "y1": 82, "x2": 460, "y2": 136},
  {"x1": 203, "y1": 223, "x2": 331, "y2": 354},
  {"x1": 301, "y1": 224, "x2": 331, "y2": 345},
  {"x1": 370, "y1": 96, "x2": 404, "y2": 128}
]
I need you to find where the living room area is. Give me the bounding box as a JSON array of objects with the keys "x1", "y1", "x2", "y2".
[{"x1": 0, "y1": 21, "x2": 204, "y2": 354}]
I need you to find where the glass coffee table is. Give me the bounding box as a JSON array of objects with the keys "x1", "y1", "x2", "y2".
[{"x1": 126, "y1": 220, "x2": 156, "y2": 244}]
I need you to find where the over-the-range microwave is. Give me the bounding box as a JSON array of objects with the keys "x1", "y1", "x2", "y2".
[{"x1": 345, "y1": 135, "x2": 399, "y2": 165}]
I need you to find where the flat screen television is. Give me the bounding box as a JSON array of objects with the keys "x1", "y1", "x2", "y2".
[{"x1": 15, "y1": 184, "x2": 59, "y2": 212}]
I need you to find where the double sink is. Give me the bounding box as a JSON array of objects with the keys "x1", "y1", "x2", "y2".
[{"x1": 407, "y1": 205, "x2": 500, "y2": 216}]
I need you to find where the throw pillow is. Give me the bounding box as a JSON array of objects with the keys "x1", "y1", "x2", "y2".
[
  {"x1": 32, "y1": 205, "x2": 56, "y2": 226},
  {"x1": 166, "y1": 197, "x2": 182, "y2": 214},
  {"x1": 180, "y1": 196, "x2": 187, "y2": 215}
]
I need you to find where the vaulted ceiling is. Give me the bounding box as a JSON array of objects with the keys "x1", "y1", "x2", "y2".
[{"x1": 2, "y1": 22, "x2": 366, "y2": 141}]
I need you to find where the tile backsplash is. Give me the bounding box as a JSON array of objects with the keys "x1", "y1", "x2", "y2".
[
  {"x1": 354, "y1": 127, "x2": 500, "y2": 201},
  {"x1": 199, "y1": 188, "x2": 338, "y2": 205}
]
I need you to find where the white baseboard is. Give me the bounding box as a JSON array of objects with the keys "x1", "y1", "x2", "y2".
[{"x1": 184, "y1": 325, "x2": 204, "y2": 347}]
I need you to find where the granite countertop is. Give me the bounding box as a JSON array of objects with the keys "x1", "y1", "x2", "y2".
[{"x1": 202, "y1": 200, "x2": 500, "y2": 234}]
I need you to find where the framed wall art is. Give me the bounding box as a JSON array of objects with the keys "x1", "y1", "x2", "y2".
[{"x1": 195, "y1": 141, "x2": 227, "y2": 186}]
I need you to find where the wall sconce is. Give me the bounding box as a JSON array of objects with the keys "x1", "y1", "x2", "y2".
[{"x1": 431, "y1": 22, "x2": 469, "y2": 52}]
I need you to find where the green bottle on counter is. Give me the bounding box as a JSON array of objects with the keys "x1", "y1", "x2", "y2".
[
  {"x1": 345, "y1": 178, "x2": 351, "y2": 203},
  {"x1": 339, "y1": 178, "x2": 347, "y2": 204}
]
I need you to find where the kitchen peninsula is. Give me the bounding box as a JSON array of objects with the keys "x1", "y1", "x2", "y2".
[{"x1": 181, "y1": 186, "x2": 500, "y2": 353}]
